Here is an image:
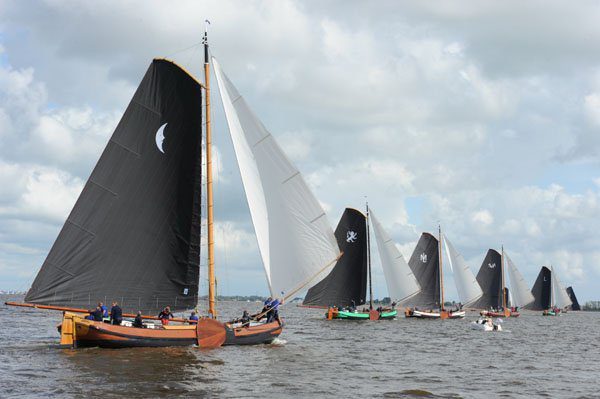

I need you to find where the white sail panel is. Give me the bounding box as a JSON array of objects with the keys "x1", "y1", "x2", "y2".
[
  {"x1": 213, "y1": 58, "x2": 340, "y2": 300},
  {"x1": 551, "y1": 266, "x2": 572, "y2": 309},
  {"x1": 505, "y1": 254, "x2": 534, "y2": 307},
  {"x1": 370, "y1": 211, "x2": 420, "y2": 303},
  {"x1": 443, "y1": 235, "x2": 483, "y2": 306}
]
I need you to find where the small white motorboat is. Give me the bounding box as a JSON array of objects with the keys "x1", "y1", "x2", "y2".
[{"x1": 470, "y1": 317, "x2": 503, "y2": 331}]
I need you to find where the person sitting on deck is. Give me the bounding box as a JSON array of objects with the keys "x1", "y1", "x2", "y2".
[
  {"x1": 240, "y1": 310, "x2": 251, "y2": 327},
  {"x1": 254, "y1": 298, "x2": 272, "y2": 321},
  {"x1": 110, "y1": 302, "x2": 123, "y2": 325},
  {"x1": 87, "y1": 306, "x2": 103, "y2": 321},
  {"x1": 99, "y1": 302, "x2": 109, "y2": 318},
  {"x1": 349, "y1": 300, "x2": 356, "y2": 312},
  {"x1": 188, "y1": 311, "x2": 199, "y2": 324},
  {"x1": 158, "y1": 306, "x2": 174, "y2": 325},
  {"x1": 133, "y1": 311, "x2": 144, "y2": 328}
]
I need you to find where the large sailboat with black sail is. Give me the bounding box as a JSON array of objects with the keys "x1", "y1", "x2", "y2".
[
  {"x1": 305, "y1": 205, "x2": 408, "y2": 320},
  {"x1": 404, "y1": 226, "x2": 466, "y2": 319},
  {"x1": 6, "y1": 25, "x2": 341, "y2": 348},
  {"x1": 542, "y1": 266, "x2": 572, "y2": 316},
  {"x1": 477, "y1": 247, "x2": 529, "y2": 318}
]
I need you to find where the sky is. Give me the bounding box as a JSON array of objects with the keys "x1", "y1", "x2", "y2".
[{"x1": 1, "y1": 1, "x2": 600, "y2": 302}]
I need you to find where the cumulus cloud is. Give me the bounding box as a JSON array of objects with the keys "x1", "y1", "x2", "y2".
[{"x1": 1, "y1": 1, "x2": 599, "y2": 300}]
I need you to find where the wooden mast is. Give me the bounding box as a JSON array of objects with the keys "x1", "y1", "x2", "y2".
[
  {"x1": 366, "y1": 202, "x2": 373, "y2": 310},
  {"x1": 439, "y1": 224, "x2": 447, "y2": 318},
  {"x1": 204, "y1": 21, "x2": 216, "y2": 318}
]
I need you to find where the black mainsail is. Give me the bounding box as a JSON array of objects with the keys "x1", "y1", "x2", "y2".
[
  {"x1": 303, "y1": 208, "x2": 367, "y2": 307},
  {"x1": 406, "y1": 233, "x2": 440, "y2": 308},
  {"x1": 528, "y1": 266, "x2": 551, "y2": 310},
  {"x1": 566, "y1": 286, "x2": 581, "y2": 311},
  {"x1": 471, "y1": 249, "x2": 502, "y2": 309},
  {"x1": 25, "y1": 59, "x2": 203, "y2": 314}
]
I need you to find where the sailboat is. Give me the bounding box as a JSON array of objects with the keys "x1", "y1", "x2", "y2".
[
  {"x1": 542, "y1": 266, "x2": 572, "y2": 316},
  {"x1": 302, "y1": 208, "x2": 368, "y2": 311},
  {"x1": 566, "y1": 286, "x2": 581, "y2": 311},
  {"x1": 307, "y1": 205, "x2": 405, "y2": 320},
  {"x1": 6, "y1": 27, "x2": 341, "y2": 348},
  {"x1": 404, "y1": 227, "x2": 466, "y2": 319},
  {"x1": 471, "y1": 248, "x2": 511, "y2": 317}
]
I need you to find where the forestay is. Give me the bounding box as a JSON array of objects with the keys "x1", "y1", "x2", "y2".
[
  {"x1": 212, "y1": 58, "x2": 340, "y2": 300},
  {"x1": 443, "y1": 235, "x2": 483, "y2": 306},
  {"x1": 370, "y1": 210, "x2": 420, "y2": 303},
  {"x1": 550, "y1": 266, "x2": 572, "y2": 309},
  {"x1": 504, "y1": 254, "x2": 534, "y2": 308}
]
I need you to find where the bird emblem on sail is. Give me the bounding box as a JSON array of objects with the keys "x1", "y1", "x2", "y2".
[
  {"x1": 420, "y1": 253, "x2": 428, "y2": 263},
  {"x1": 488, "y1": 263, "x2": 496, "y2": 269},
  {"x1": 155, "y1": 123, "x2": 167, "y2": 153},
  {"x1": 346, "y1": 231, "x2": 358, "y2": 243}
]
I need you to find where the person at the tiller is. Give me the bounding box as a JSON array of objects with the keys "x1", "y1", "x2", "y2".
[{"x1": 133, "y1": 311, "x2": 144, "y2": 328}]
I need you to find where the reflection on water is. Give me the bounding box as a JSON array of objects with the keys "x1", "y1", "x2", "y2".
[{"x1": 2, "y1": 295, "x2": 599, "y2": 398}]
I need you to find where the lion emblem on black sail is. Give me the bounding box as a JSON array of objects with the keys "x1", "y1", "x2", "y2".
[{"x1": 346, "y1": 231, "x2": 358, "y2": 243}]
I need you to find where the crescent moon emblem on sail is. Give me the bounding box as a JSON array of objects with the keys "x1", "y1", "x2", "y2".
[{"x1": 155, "y1": 123, "x2": 167, "y2": 153}]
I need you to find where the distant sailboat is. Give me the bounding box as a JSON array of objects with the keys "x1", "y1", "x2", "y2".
[
  {"x1": 542, "y1": 266, "x2": 572, "y2": 316},
  {"x1": 528, "y1": 266, "x2": 572, "y2": 315},
  {"x1": 7, "y1": 27, "x2": 340, "y2": 348},
  {"x1": 302, "y1": 208, "x2": 368, "y2": 309},
  {"x1": 312, "y1": 205, "x2": 402, "y2": 320},
  {"x1": 566, "y1": 286, "x2": 581, "y2": 311},
  {"x1": 404, "y1": 227, "x2": 466, "y2": 319}
]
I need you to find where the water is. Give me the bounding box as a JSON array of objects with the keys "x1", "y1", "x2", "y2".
[{"x1": 1, "y1": 295, "x2": 598, "y2": 398}]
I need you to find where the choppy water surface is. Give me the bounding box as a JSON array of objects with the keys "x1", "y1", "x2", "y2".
[{"x1": 1, "y1": 295, "x2": 598, "y2": 398}]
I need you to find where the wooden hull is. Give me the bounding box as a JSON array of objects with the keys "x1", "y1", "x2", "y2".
[
  {"x1": 480, "y1": 310, "x2": 514, "y2": 318},
  {"x1": 326, "y1": 309, "x2": 398, "y2": 320},
  {"x1": 66, "y1": 318, "x2": 197, "y2": 348},
  {"x1": 60, "y1": 313, "x2": 282, "y2": 348},
  {"x1": 223, "y1": 321, "x2": 283, "y2": 345},
  {"x1": 405, "y1": 309, "x2": 465, "y2": 319}
]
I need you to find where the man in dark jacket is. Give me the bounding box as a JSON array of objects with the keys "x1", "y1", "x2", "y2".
[
  {"x1": 132, "y1": 311, "x2": 144, "y2": 328},
  {"x1": 110, "y1": 302, "x2": 123, "y2": 325},
  {"x1": 87, "y1": 306, "x2": 103, "y2": 321}
]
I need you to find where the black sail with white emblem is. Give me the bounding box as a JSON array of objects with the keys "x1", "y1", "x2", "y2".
[
  {"x1": 471, "y1": 249, "x2": 502, "y2": 309},
  {"x1": 25, "y1": 59, "x2": 202, "y2": 314},
  {"x1": 303, "y1": 208, "x2": 367, "y2": 307},
  {"x1": 527, "y1": 266, "x2": 552, "y2": 310},
  {"x1": 406, "y1": 233, "x2": 440, "y2": 308}
]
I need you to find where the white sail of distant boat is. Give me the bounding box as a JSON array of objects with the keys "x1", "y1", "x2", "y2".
[
  {"x1": 442, "y1": 235, "x2": 483, "y2": 306},
  {"x1": 213, "y1": 57, "x2": 340, "y2": 300},
  {"x1": 550, "y1": 266, "x2": 572, "y2": 309},
  {"x1": 504, "y1": 253, "x2": 534, "y2": 307},
  {"x1": 370, "y1": 210, "x2": 421, "y2": 303}
]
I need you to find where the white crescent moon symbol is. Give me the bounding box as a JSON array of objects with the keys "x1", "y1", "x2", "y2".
[{"x1": 155, "y1": 123, "x2": 167, "y2": 153}]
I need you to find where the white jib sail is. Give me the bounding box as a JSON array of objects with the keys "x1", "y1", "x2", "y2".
[
  {"x1": 213, "y1": 58, "x2": 340, "y2": 300},
  {"x1": 550, "y1": 266, "x2": 572, "y2": 309},
  {"x1": 504, "y1": 253, "x2": 534, "y2": 307},
  {"x1": 443, "y1": 235, "x2": 483, "y2": 306},
  {"x1": 370, "y1": 210, "x2": 420, "y2": 303}
]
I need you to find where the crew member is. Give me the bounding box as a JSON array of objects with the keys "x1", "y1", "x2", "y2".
[
  {"x1": 87, "y1": 306, "x2": 103, "y2": 321},
  {"x1": 188, "y1": 311, "x2": 199, "y2": 324},
  {"x1": 110, "y1": 301, "x2": 123, "y2": 325},
  {"x1": 133, "y1": 311, "x2": 144, "y2": 328},
  {"x1": 158, "y1": 306, "x2": 174, "y2": 325}
]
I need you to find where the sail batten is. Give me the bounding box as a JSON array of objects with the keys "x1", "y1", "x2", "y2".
[
  {"x1": 370, "y1": 211, "x2": 421, "y2": 303},
  {"x1": 25, "y1": 59, "x2": 203, "y2": 314},
  {"x1": 212, "y1": 57, "x2": 339, "y2": 299},
  {"x1": 443, "y1": 235, "x2": 483, "y2": 306}
]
